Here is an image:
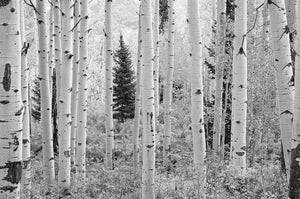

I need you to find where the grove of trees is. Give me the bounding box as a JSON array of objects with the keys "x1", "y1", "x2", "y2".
[{"x1": 1, "y1": 0, "x2": 300, "y2": 198}]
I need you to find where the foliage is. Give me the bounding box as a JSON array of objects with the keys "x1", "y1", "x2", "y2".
[
  {"x1": 159, "y1": 0, "x2": 168, "y2": 34},
  {"x1": 113, "y1": 35, "x2": 135, "y2": 123}
]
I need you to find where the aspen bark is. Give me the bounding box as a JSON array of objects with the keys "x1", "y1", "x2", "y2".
[
  {"x1": 104, "y1": 0, "x2": 114, "y2": 170},
  {"x1": 71, "y1": 0, "x2": 80, "y2": 166},
  {"x1": 230, "y1": 0, "x2": 247, "y2": 175},
  {"x1": 36, "y1": 0, "x2": 55, "y2": 185},
  {"x1": 75, "y1": 0, "x2": 88, "y2": 180},
  {"x1": 20, "y1": 0, "x2": 31, "y2": 191},
  {"x1": 48, "y1": 5, "x2": 54, "y2": 94},
  {"x1": 212, "y1": 0, "x2": 226, "y2": 152},
  {"x1": 187, "y1": 0, "x2": 206, "y2": 197},
  {"x1": 133, "y1": 6, "x2": 142, "y2": 171},
  {"x1": 140, "y1": 0, "x2": 156, "y2": 198},
  {"x1": 163, "y1": 0, "x2": 175, "y2": 164},
  {"x1": 289, "y1": 0, "x2": 300, "y2": 197},
  {"x1": 153, "y1": 0, "x2": 160, "y2": 117},
  {"x1": 0, "y1": 1, "x2": 23, "y2": 198},
  {"x1": 58, "y1": 0, "x2": 73, "y2": 189},
  {"x1": 268, "y1": 0, "x2": 293, "y2": 182},
  {"x1": 53, "y1": 0, "x2": 62, "y2": 155}
]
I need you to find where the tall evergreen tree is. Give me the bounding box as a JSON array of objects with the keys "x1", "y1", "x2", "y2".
[{"x1": 113, "y1": 35, "x2": 135, "y2": 123}]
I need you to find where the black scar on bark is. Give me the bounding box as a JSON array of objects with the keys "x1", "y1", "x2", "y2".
[
  {"x1": 14, "y1": 106, "x2": 24, "y2": 116},
  {"x1": 236, "y1": 151, "x2": 245, "y2": 156},
  {"x1": 0, "y1": 161, "x2": 22, "y2": 185},
  {"x1": 0, "y1": 100, "x2": 9, "y2": 104},
  {"x1": 0, "y1": 0, "x2": 10, "y2": 7},
  {"x1": 289, "y1": 144, "x2": 300, "y2": 198},
  {"x1": 3, "y1": 63, "x2": 11, "y2": 92}
]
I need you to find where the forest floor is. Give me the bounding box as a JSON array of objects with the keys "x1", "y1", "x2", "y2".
[{"x1": 26, "y1": 116, "x2": 289, "y2": 199}]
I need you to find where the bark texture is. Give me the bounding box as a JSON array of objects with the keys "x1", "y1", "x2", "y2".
[
  {"x1": 0, "y1": 1, "x2": 23, "y2": 198},
  {"x1": 140, "y1": 0, "x2": 156, "y2": 198}
]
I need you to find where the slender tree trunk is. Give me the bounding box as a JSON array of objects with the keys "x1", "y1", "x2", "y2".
[
  {"x1": 133, "y1": 6, "x2": 142, "y2": 172},
  {"x1": 163, "y1": 0, "x2": 175, "y2": 164},
  {"x1": 212, "y1": 0, "x2": 226, "y2": 153},
  {"x1": 289, "y1": 0, "x2": 300, "y2": 197},
  {"x1": 36, "y1": 0, "x2": 55, "y2": 186},
  {"x1": 268, "y1": 0, "x2": 293, "y2": 182},
  {"x1": 71, "y1": 0, "x2": 80, "y2": 166},
  {"x1": 104, "y1": 0, "x2": 114, "y2": 170},
  {"x1": 58, "y1": 0, "x2": 73, "y2": 189},
  {"x1": 75, "y1": 0, "x2": 88, "y2": 180},
  {"x1": 212, "y1": 0, "x2": 217, "y2": 24},
  {"x1": 230, "y1": 0, "x2": 247, "y2": 175},
  {"x1": 140, "y1": 0, "x2": 156, "y2": 198},
  {"x1": 187, "y1": 0, "x2": 206, "y2": 197},
  {"x1": 220, "y1": 77, "x2": 229, "y2": 160},
  {"x1": 20, "y1": 0, "x2": 31, "y2": 191},
  {"x1": 48, "y1": 6, "x2": 54, "y2": 95},
  {"x1": 53, "y1": 0, "x2": 62, "y2": 157},
  {"x1": 0, "y1": 1, "x2": 23, "y2": 198},
  {"x1": 153, "y1": 0, "x2": 160, "y2": 117}
]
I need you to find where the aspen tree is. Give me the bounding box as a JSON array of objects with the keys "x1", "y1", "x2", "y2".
[
  {"x1": 212, "y1": 0, "x2": 217, "y2": 23},
  {"x1": 230, "y1": 0, "x2": 247, "y2": 175},
  {"x1": 289, "y1": 0, "x2": 300, "y2": 196},
  {"x1": 48, "y1": 5, "x2": 54, "y2": 93},
  {"x1": 133, "y1": 5, "x2": 142, "y2": 171},
  {"x1": 268, "y1": 0, "x2": 293, "y2": 181},
  {"x1": 20, "y1": 0, "x2": 31, "y2": 190},
  {"x1": 36, "y1": 0, "x2": 55, "y2": 185},
  {"x1": 104, "y1": 0, "x2": 114, "y2": 170},
  {"x1": 212, "y1": 0, "x2": 226, "y2": 152},
  {"x1": 71, "y1": 0, "x2": 80, "y2": 166},
  {"x1": 187, "y1": 0, "x2": 206, "y2": 196},
  {"x1": 58, "y1": 0, "x2": 73, "y2": 189},
  {"x1": 163, "y1": 0, "x2": 175, "y2": 164},
  {"x1": 153, "y1": 0, "x2": 160, "y2": 117},
  {"x1": 0, "y1": 0, "x2": 23, "y2": 198},
  {"x1": 75, "y1": 0, "x2": 88, "y2": 180},
  {"x1": 140, "y1": 0, "x2": 156, "y2": 198}
]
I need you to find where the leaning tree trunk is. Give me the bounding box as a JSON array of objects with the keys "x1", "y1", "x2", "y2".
[
  {"x1": 133, "y1": 5, "x2": 142, "y2": 172},
  {"x1": 71, "y1": 0, "x2": 80, "y2": 166},
  {"x1": 75, "y1": 0, "x2": 88, "y2": 181},
  {"x1": 104, "y1": 0, "x2": 114, "y2": 170},
  {"x1": 289, "y1": 0, "x2": 300, "y2": 197},
  {"x1": 230, "y1": 0, "x2": 247, "y2": 175},
  {"x1": 58, "y1": 0, "x2": 73, "y2": 190},
  {"x1": 212, "y1": 0, "x2": 226, "y2": 153},
  {"x1": 268, "y1": 0, "x2": 293, "y2": 182},
  {"x1": 187, "y1": 0, "x2": 206, "y2": 197},
  {"x1": 140, "y1": 0, "x2": 156, "y2": 198},
  {"x1": 0, "y1": 1, "x2": 23, "y2": 198},
  {"x1": 163, "y1": 0, "x2": 175, "y2": 165},
  {"x1": 153, "y1": 0, "x2": 160, "y2": 117},
  {"x1": 20, "y1": 0, "x2": 31, "y2": 191},
  {"x1": 36, "y1": 0, "x2": 55, "y2": 186}
]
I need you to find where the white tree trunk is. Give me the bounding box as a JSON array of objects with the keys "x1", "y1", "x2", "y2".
[
  {"x1": 289, "y1": 0, "x2": 300, "y2": 197},
  {"x1": 153, "y1": 0, "x2": 160, "y2": 117},
  {"x1": 104, "y1": 0, "x2": 114, "y2": 170},
  {"x1": 36, "y1": 0, "x2": 55, "y2": 186},
  {"x1": 163, "y1": 0, "x2": 175, "y2": 164},
  {"x1": 133, "y1": 6, "x2": 142, "y2": 172},
  {"x1": 58, "y1": 0, "x2": 73, "y2": 189},
  {"x1": 20, "y1": 0, "x2": 31, "y2": 192},
  {"x1": 268, "y1": 0, "x2": 293, "y2": 182},
  {"x1": 75, "y1": 0, "x2": 88, "y2": 181},
  {"x1": 187, "y1": 0, "x2": 206, "y2": 197},
  {"x1": 230, "y1": 0, "x2": 247, "y2": 175},
  {"x1": 212, "y1": 0, "x2": 226, "y2": 152},
  {"x1": 140, "y1": 0, "x2": 156, "y2": 198},
  {"x1": 48, "y1": 6, "x2": 54, "y2": 95},
  {"x1": 0, "y1": 1, "x2": 23, "y2": 198},
  {"x1": 71, "y1": 0, "x2": 80, "y2": 166}
]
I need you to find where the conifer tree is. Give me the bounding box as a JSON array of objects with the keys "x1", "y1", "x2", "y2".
[{"x1": 113, "y1": 35, "x2": 135, "y2": 123}]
